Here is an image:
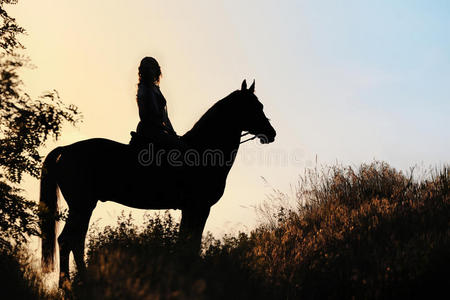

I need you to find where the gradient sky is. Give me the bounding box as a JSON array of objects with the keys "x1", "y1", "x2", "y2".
[{"x1": 9, "y1": 0, "x2": 450, "y2": 235}]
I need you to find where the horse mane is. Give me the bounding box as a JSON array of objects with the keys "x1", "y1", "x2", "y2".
[{"x1": 183, "y1": 90, "x2": 240, "y2": 143}]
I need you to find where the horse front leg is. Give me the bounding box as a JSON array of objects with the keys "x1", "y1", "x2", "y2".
[{"x1": 179, "y1": 206, "x2": 210, "y2": 254}]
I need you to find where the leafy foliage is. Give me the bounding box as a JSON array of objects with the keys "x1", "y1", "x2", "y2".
[
  {"x1": 0, "y1": 54, "x2": 80, "y2": 183},
  {"x1": 0, "y1": 180, "x2": 38, "y2": 250},
  {"x1": 0, "y1": 0, "x2": 25, "y2": 53},
  {"x1": 0, "y1": 0, "x2": 80, "y2": 248}
]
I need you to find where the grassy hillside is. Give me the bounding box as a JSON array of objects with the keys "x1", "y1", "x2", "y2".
[
  {"x1": 0, "y1": 247, "x2": 60, "y2": 300},
  {"x1": 2, "y1": 161, "x2": 449, "y2": 299},
  {"x1": 247, "y1": 162, "x2": 449, "y2": 298}
]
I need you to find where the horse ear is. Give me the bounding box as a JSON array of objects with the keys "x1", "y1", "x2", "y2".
[
  {"x1": 249, "y1": 80, "x2": 255, "y2": 93},
  {"x1": 241, "y1": 80, "x2": 247, "y2": 91}
]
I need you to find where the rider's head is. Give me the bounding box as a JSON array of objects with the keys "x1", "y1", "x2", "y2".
[{"x1": 139, "y1": 57, "x2": 161, "y2": 85}]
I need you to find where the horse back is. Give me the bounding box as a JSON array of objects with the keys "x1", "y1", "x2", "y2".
[{"x1": 55, "y1": 138, "x2": 184, "y2": 206}]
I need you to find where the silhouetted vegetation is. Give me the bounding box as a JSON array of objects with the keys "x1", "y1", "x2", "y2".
[
  {"x1": 247, "y1": 162, "x2": 449, "y2": 299},
  {"x1": 66, "y1": 212, "x2": 266, "y2": 300},
  {"x1": 0, "y1": 161, "x2": 448, "y2": 298},
  {"x1": 0, "y1": 0, "x2": 80, "y2": 249},
  {"x1": 0, "y1": 247, "x2": 60, "y2": 300},
  {"x1": 57, "y1": 162, "x2": 448, "y2": 299}
]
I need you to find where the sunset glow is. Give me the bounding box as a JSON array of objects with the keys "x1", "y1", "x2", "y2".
[{"x1": 10, "y1": 0, "x2": 450, "y2": 235}]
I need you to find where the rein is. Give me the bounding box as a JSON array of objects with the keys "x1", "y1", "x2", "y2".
[{"x1": 240, "y1": 132, "x2": 257, "y2": 144}]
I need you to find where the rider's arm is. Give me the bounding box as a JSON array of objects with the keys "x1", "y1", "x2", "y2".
[{"x1": 163, "y1": 110, "x2": 177, "y2": 136}]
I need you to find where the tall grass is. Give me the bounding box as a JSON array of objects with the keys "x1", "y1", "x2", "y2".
[
  {"x1": 249, "y1": 161, "x2": 449, "y2": 298},
  {"x1": 0, "y1": 247, "x2": 60, "y2": 300},
  {"x1": 3, "y1": 161, "x2": 449, "y2": 299}
]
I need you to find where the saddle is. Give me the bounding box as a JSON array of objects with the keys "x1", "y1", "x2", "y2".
[
  {"x1": 129, "y1": 131, "x2": 148, "y2": 147},
  {"x1": 128, "y1": 132, "x2": 191, "y2": 208}
]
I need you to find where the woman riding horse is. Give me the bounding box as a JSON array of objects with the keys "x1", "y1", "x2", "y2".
[
  {"x1": 40, "y1": 71, "x2": 276, "y2": 287},
  {"x1": 131, "y1": 57, "x2": 184, "y2": 151}
]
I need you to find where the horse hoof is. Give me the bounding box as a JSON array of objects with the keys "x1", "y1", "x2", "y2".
[{"x1": 59, "y1": 273, "x2": 72, "y2": 291}]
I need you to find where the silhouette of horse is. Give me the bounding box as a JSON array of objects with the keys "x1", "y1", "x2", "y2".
[{"x1": 39, "y1": 80, "x2": 276, "y2": 285}]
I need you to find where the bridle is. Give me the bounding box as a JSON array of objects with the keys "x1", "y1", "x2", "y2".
[{"x1": 240, "y1": 131, "x2": 258, "y2": 144}]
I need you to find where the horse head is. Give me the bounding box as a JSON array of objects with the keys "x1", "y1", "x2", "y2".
[{"x1": 238, "y1": 80, "x2": 276, "y2": 144}]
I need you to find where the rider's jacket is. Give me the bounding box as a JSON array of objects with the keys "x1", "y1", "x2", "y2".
[{"x1": 136, "y1": 83, "x2": 176, "y2": 137}]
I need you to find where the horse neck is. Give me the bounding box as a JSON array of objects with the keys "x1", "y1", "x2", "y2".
[{"x1": 183, "y1": 98, "x2": 242, "y2": 153}]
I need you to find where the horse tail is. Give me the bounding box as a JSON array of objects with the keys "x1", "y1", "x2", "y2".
[{"x1": 40, "y1": 146, "x2": 62, "y2": 272}]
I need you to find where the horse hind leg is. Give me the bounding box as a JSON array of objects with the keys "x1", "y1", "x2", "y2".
[{"x1": 57, "y1": 205, "x2": 94, "y2": 287}]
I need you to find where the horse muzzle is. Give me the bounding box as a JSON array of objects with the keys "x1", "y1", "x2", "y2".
[{"x1": 257, "y1": 129, "x2": 276, "y2": 144}]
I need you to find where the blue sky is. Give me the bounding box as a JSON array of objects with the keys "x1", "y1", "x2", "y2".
[{"x1": 222, "y1": 0, "x2": 449, "y2": 167}]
